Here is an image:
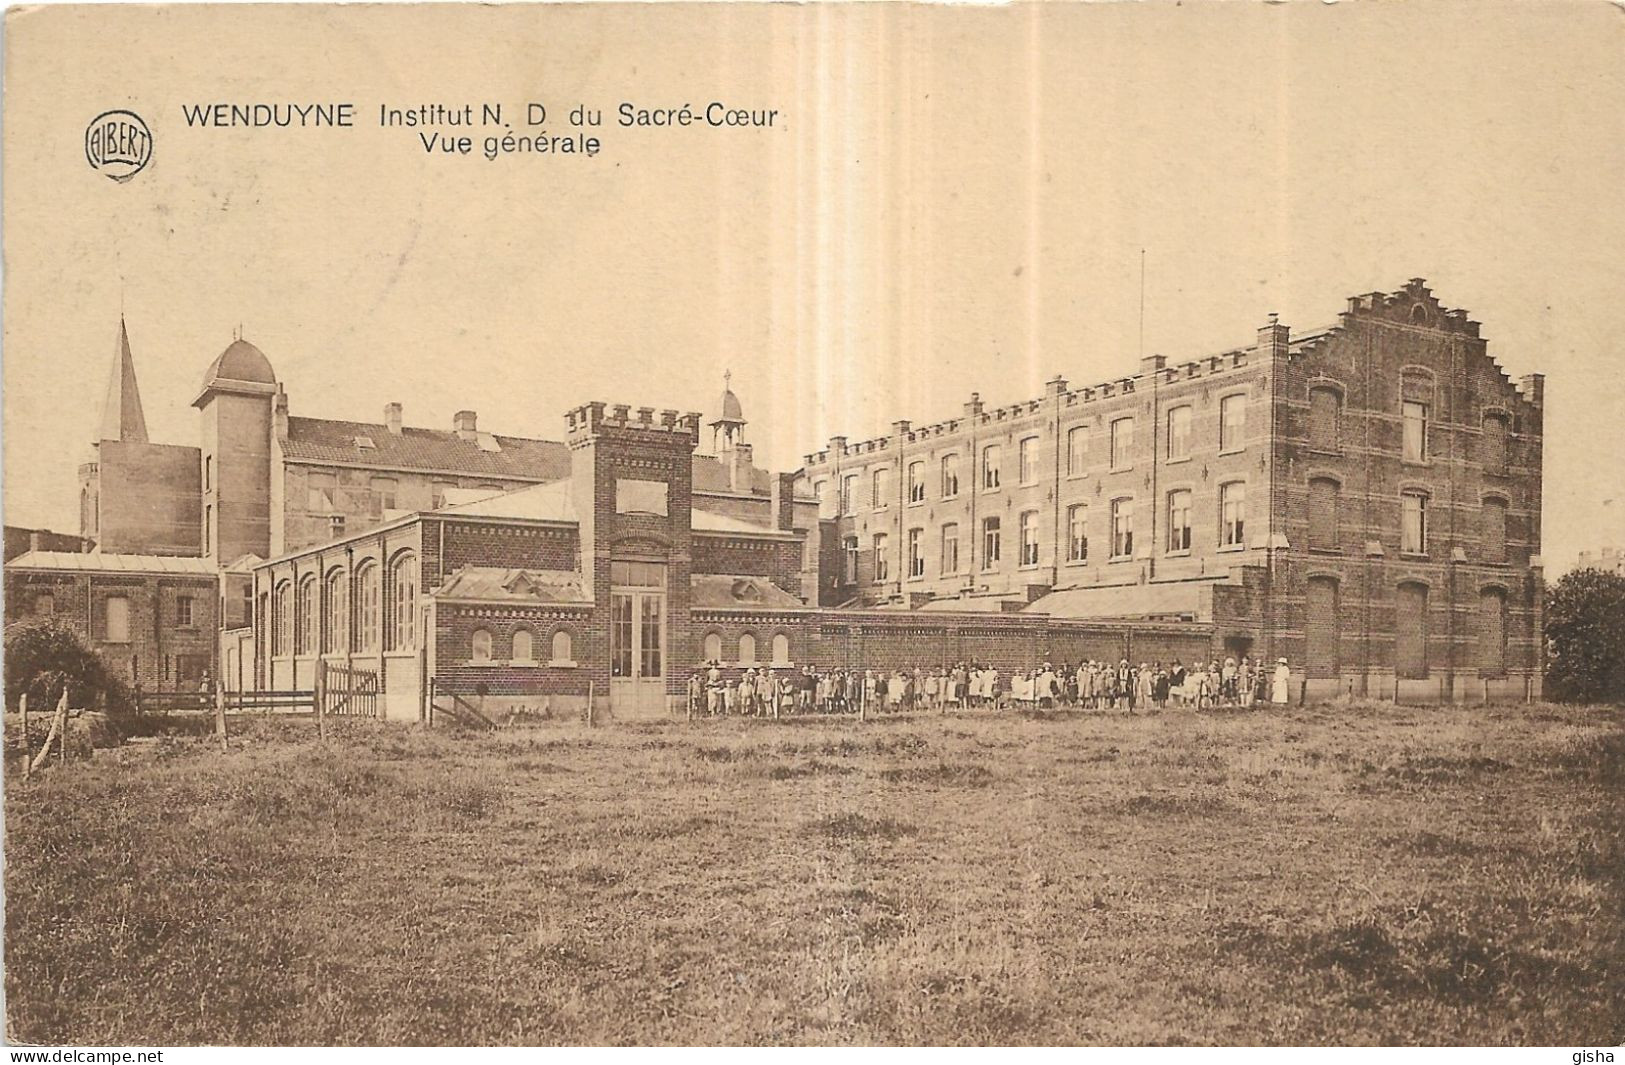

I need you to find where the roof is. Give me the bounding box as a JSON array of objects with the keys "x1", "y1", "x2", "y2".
[
  {"x1": 282, "y1": 416, "x2": 573, "y2": 481},
  {"x1": 691, "y1": 574, "x2": 808, "y2": 611},
  {"x1": 716, "y1": 387, "x2": 744, "y2": 424},
  {"x1": 99, "y1": 319, "x2": 150, "y2": 444},
  {"x1": 691, "y1": 507, "x2": 797, "y2": 539},
  {"x1": 433, "y1": 566, "x2": 590, "y2": 605},
  {"x1": 1025, "y1": 580, "x2": 1219, "y2": 621},
  {"x1": 202, "y1": 338, "x2": 276, "y2": 388},
  {"x1": 911, "y1": 595, "x2": 1029, "y2": 613},
  {"x1": 439, "y1": 480, "x2": 576, "y2": 522},
  {"x1": 7, "y1": 551, "x2": 218, "y2": 576},
  {"x1": 691, "y1": 453, "x2": 772, "y2": 495}
]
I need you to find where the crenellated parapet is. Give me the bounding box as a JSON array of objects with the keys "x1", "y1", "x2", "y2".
[{"x1": 566, "y1": 401, "x2": 702, "y2": 449}]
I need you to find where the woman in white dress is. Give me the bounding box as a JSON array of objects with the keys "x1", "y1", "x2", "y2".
[{"x1": 1271, "y1": 657, "x2": 1291, "y2": 704}]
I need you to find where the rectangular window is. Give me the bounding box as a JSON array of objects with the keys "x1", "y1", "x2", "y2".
[
  {"x1": 841, "y1": 474, "x2": 858, "y2": 512},
  {"x1": 1309, "y1": 388, "x2": 1341, "y2": 452},
  {"x1": 1018, "y1": 437, "x2": 1038, "y2": 485},
  {"x1": 1166, "y1": 406, "x2": 1192, "y2": 462},
  {"x1": 941, "y1": 453, "x2": 960, "y2": 498},
  {"x1": 616, "y1": 478, "x2": 669, "y2": 516},
  {"x1": 873, "y1": 533, "x2": 889, "y2": 583},
  {"x1": 1019, "y1": 510, "x2": 1040, "y2": 567},
  {"x1": 1067, "y1": 504, "x2": 1088, "y2": 562},
  {"x1": 610, "y1": 594, "x2": 634, "y2": 678},
  {"x1": 370, "y1": 476, "x2": 398, "y2": 511},
  {"x1": 1167, "y1": 489, "x2": 1192, "y2": 552},
  {"x1": 908, "y1": 528, "x2": 925, "y2": 578},
  {"x1": 983, "y1": 444, "x2": 1001, "y2": 490},
  {"x1": 1110, "y1": 417, "x2": 1134, "y2": 470},
  {"x1": 1481, "y1": 414, "x2": 1508, "y2": 473},
  {"x1": 308, "y1": 472, "x2": 336, "y2": 511},
  {"x1": 1402, "y1": 491, "x2": 1428, "y2": 554},
  {"x1": 1482, "y1": 497, "x2": 1508, "y2": 564},
  {"x1": 941, "y1": 523, "x2": 960, "y2": 574},
  {"x1": 176, "y1": 595, "x2": 194, "y2": 628},
  {"x1": 982, "y1": 517, "x2": 1001, "y2": 569},
  {"x1": 1219, "y1": 394, "x2": 1246, "y2": 452},
  {"x1": 204, "y1": 455, "x2": 212, "y2": 492},
  {"x1": 842, "y1": 535, "x2": 860, "y2": 583},
  {"x1": 1220, "y1": 482, "x2": 1246, "y2": 548},
  {"x1": 104, "y1": 596, "x2": 130, "y2": 643},
  {"x1": 1309, "y1": 478, "x2": 1339, "y2": 551},
  {"x1": 907, "y1": 461, "x2": 926, "y2": 504},
  {"x1": 1111, "y1": 499, "x2": 1134, "y2": 559},
  {"x1": 872, "y1": 467, "x2": 890, "y2": 509},
  {"x1": 1067, "y1": 426, "x2": 1087, "y2": 476},
  {"x1": 203, "y1": 505, "x2": 211, "y2": 555},
  {"x1": 1402, "y1": 401, "x2": 1429, "y2": 463}
]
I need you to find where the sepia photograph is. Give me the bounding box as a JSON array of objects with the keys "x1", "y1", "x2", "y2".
[{"x1": 2, "y1": 0, "x2": 1622, "y2": 1049}]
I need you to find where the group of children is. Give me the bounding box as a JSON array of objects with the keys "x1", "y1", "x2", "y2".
[{"x1": 686, "y1": 655, "x2": 1293, "y2": 717}]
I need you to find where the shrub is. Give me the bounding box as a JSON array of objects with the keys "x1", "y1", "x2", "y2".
[
  {"x1": 1545, "y1": 568, "x2": 1625, "y2": 703},
  {"x1": 4, "y1": 620, "x2": 134, "y2": 714}
]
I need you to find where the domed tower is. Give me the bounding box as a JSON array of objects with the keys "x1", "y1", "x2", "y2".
[
  {"x1": 193, "y1": 335, "x2": 278, "y2": 563},
  {"x1": 707, "y1": 370, "x2": 747, "y2": 454}
]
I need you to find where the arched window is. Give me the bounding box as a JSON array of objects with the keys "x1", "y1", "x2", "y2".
[
  {"x1": 1396, "y1": 582, "x2": 1430, "y2": 679},
  {"x1": 1309, "y1": 387, "x2": 1341, "y2": 452},
  {"x1": 386, "y1": 551, "x2": 417, "y2": 651},
  {"x1": 1481, "y1": 413, "x2": 1509, "y2": 474},
  {"x1": 273, "y1": 580, "x2": 293, "y2": 657},
  {"x1": 738, "y1": 633, "x2": 757, "y2": 665},
  {"x1": 771, "y1": 632, "x2": 791, "y2": 666},
  {"x1": 1479, "y1": 588, "x2": 1507, "y2": 676},
  {"x1": 1306, "y1": 576, "x2": 1340, "y2": 677},
  {"x1": 295, "y1": 575, "x2": 317, "y2": 656},
  {"x1": 471, "y1": 628, "x2": 493, "y2": 663},
  {"x1": 551, "y1": 629, "x2": 573, "y2": 665},
  {"x1": 512, "y1": 628, "x2": 534, "y2": 663},
  {"x1": 703, "y1": 631, "x2": 723, "y2": 664},
  {"x1": 354, "y1": 561, "x2": 379, "y2": 652},
  {"x1": 1308, "y1": 477, "x2": 1340, "y2": 552},
  {"x1": 322, "y1": 569, "x2": 348, "y2": 654},
  {"x1": 1482, "y1": 496, "x2": 1509, "y2": 564}
]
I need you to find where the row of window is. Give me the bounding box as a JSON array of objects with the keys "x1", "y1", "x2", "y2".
[
  {"x1": 1305, "y1": 578, "x2": 1511, "y2": 679},
  {"x1": 303, "y1": 475, "x2": 509, "y2": 513},
  {"x1": 37, "y1": 594, "x2": 199, "y2": 642},
  {"x1": 469, "y1": 627, "x2": 573, "y2": 665},
  {"x1": 700, "y1": 631, "x2": 793, "y2": 666},
  {"x1": 269, "y1": 551, "x2": 416, "y2": 657}
]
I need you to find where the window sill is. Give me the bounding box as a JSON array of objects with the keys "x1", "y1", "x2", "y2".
[
  {"x1": 1218, "y1": 447, "x2": 1245, "y2": 457},
  {"x1": 1307, "y1": 547, "x2": 1343, "y2": 556},
  {"x1": 1401, "y1": 459, "x2": 1432, "y2": 469},
  {"x1": 1108, "y1": 555, "x2": 1134, "y2": 564},
  {"x1": 941, "y1": 494, "x2": 960, "y2": 502},
  {"x1": 1109, "y1": 466, "x2": 1134, "y2": 475},
  {"x1": 1018, "y1": 563, "x2": 1041, "y2": 571},
  {"x1": 907, "y1": 574, "x2": 926, "y2": 583},
  {"x1": 547, "y1": 660, "x2": 577, "y2": 669},
  {"x1": 1217, "y1": 543, "x2": 1246, "y2": 553},
  {"x1": 1305, "y1": 447, "x2": 1343, "y2": 459},
  {"x1": 982, "y1": 486, "x2": 1002, "y2": 495},
  {"x1": 1165, "y1": 456, "x2": 1192, "y2": 466},
  {"x1": 1064, "y1": 558, "x2": 1089, "y2": 567},
  {"x1": 1066, "y1": 472, "x2": 1089, "y2": 480},
  {"x1": 467, "y1": 660, "x2": 500, "y2": 667},
  {"x1": 1399, "y1": 552, "x2": 1429, "y2": 561},
  {"x1": 1165, "y1": 548, "x2": 1192, "y2": 558},
  {"x1": 907, "y1": 500, "x2": 925, "y2": 508}
]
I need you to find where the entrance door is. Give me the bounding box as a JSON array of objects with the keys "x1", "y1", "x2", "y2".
[{"x1": 609, "y1": 561, "x2": 668, "y2": 719}]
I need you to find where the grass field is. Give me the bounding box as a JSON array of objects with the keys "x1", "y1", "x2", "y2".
[{"x1": 5, "y1": 701, "x2": 1622, "y2": 1046}]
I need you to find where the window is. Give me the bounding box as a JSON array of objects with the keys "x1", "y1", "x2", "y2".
[
  {"x1": 549, "y1": 630, "x2": 572, "y2": 665},
  {"x1": 1308, "y1": 478, "x2": 1339, "y2": 552},
  {"x1": 33, "y1": 593, "x2": 54, "y2": 618},
  {"x1": 941, "y1": 523, "x2": 960, "y2": 574},
  {"x1": 1019, "y1": 511, "x2": 1040, "y2": 567},
  {"x1": 1481, "y1": 413, "x2": 1509, "y2": 473},
  {"x1": 203, "y1": 505, "x2": 211, "y2": 555},
  {"x1": 1111, "y1": 499, "x2": 1134, "y2": 559},
  {"x1": 1067, "y1": 504, "x2": 1088, "y2": 563},
  {"x1": 1402, "y1": 401, "x2": 1429, "y2": 463},
  {"x1": 1219, "y1": 394, "x2": 1246, "y2": 452},
  {"x1": 1110, "y1": 417, "x2": 1134, "y2": 470},
  {"x1": 812, "y1": 481, "x2": 828, "y2": 516},
  {"x1": 1482, "y1": 497, "x2": 1508, "y2": 564},
  {"x1": 387, "y1": 551, "x2": 417, "y2": 650},
  {"x1": 431, "y1": 481, "x2": 455, "y2": 509},
  {"x1": 982, "y1": 516, "x2": 1001, "y2": 569},
  {"x1": 872, "y1": 467, "x2": 890, "y2": 509},
  {"x1": 296, "y1": 575, "x2": 317, "y2": 655},
  {"x1": 371, "y1": 476, "x2": 399, "y2": 510},
  {"x1": 1018, "y1": 437, "x2": 1038, "y2": 485},
  {"x1": 771, "y1": 633, "x2": 791, "y2": 666},
  {"x1": 1401, "y1": 491, "x2": 1428, "y2": 555},
  {"x1": 982, "y1": 444, "x2": 1001, "y2": 490},
  {"x1": 1220, "y1": 482, "x2": 1246, "y2": 548},
  {"x1": 1067, "y1": 426, "x2": 1087, "y2": 476},
  {"x1": 354, "y1": 562, "x2": 379, "y2": 652},
  {"x1": 1166, "y1": 406, "x2": 1192, "y2": 461},
  {"x1": 308, "y1": 472, "x2": 336, "y2": 511},
  {"x1": 907, "y1": 461, "x2": 925, "y2": 504},
  {"x1": 941, "y1": 453, "x2": 960, "y2": 498},
  {"x1": 840, "y1": 474, "x2": 858, "y2": 512},
  {"x1": 321, "y1": 570, "x2": 346, "y2": 653},
  {"x1": 1309, "y1": 387, "x2": 1341, "y2": 452},
  {"x1": 738, "y1": 633, "x2": 757, "y2": 665},
  {"x1": 842, "y1": 535, "x2": 860, "y2": 583},
  {"x1": 1479, "y1": 589, "x2": 1507, "y2": 676},
  {"x1": 471, "y1": 628, "x2": 494, "y2": 663},
  {"x1": 1396, "y1": 582, "x2": 1429, "y2": 679},
  {"x1": 512, "y1": 628, "x2": 534, "y2": 663},
  {"x1": 204, "y1": 455, "x2": 212, "y2": 491},
  {"x1": 703, "y1": 632, "x2": 723, "y2": 664},
  {"x1": 616, "y1": 479, "x2": 669, "y2": 516},
  {"x1": 104, "y1": 596, "x2": 130, "y2": 643},
  {"x1": 1166, "y1": 490, "x2": 1192, "y2": 552},
  {"x1": 908, "y1": 528, "x2": 925, "y2": 578},
  {"x1": 176, "y1": 595, "x2": 195, "y2": 628},
  {"x1": 873, "y1": 533, "x2": 889, "y2": 583},
  {"x1": 1306, "y1": 577, "x2": 1340, "y2": 678},
  {"x1": 272, "y1": 582, "x2": 292, "y2": 656}
]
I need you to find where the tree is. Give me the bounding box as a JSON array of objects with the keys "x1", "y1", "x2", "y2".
[
  {"x1": 3, "y1": 621, "x2": 133, "y2": 713},
  {"x1": 1545, "y1": 568, "x2": 1625, "y2": 704}
]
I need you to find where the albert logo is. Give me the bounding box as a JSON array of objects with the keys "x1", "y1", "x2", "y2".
[{"x1": 84, "y1": 110, "x2": 152, "y2": 182}]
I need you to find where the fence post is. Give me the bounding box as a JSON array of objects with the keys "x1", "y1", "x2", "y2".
[
  {"x1": 314, "y1": 659, "x2": 327, "y2": 741},
  {"x1": 58, "y1": 690, "x2": 69, "y2": 767},
  {"x1": 20, "y1": 693, "x2": 29, "y2": 781},
  {"x1": 214, "y1": 683, "x2": 230, "y2": 752}
]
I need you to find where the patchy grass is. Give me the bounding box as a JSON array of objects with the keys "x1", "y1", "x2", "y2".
[{"x1": 5, "y1": 702, "x2": 1622, "y2": 1045}]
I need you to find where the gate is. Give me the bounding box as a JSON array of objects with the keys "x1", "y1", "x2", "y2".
[{"x1": 318, "y1": 660, "x2": 381, "y2": 718}]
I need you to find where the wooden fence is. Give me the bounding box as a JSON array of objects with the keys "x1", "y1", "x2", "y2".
[{"x1": 317, "y1": 661, "x2": 380, "y2": 719}]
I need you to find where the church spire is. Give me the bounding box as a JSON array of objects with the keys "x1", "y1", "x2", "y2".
[{"x1": 98, "y1": 317, "x2": 150, "y2": 443}]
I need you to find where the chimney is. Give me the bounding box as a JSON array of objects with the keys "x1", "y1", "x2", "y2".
[
  {"x1": 454, "y1": 410, "x2": 478, "y2": 441},
  {"x1": 384, "y1": 402, "x2": 403, "y2": 435},
  {"x1": 1519, "y1": 373, "x2": 1545, "y2": 409},
  {"x1": 728, "y1": 442, "x2": 755, "y2": 492},
  {"x1": 29, "y1": 531, "x2": 42, "y2": 552},
  {"x1": 274, "y1": 384, "x2": 289, "y2": 442},
  {"x1": 1139, "y1": 355, "x2": 1166, "y2": 377},
  {"x1": 770, "y1": 472, "x2": 796, "y2": 531},
  {"x1": 1047, "y1": 375, "x2": 1069, "y2": 397},
  {"x1": 1257, "y1": 314, "x2": 1290, "y2": 360},
  {"x1": 964, "y1": 392, "x2": 984, "y2": 417}
]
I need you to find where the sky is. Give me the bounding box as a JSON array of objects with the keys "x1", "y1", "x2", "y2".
[{"x1": 4, "y1": 1, "x2": 1623, "y2": 573}]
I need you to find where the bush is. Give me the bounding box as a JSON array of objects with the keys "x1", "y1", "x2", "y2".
[
  {"x1": 4, "y1": 621, "x2": 135, "y2": 714},
  {"x1": 1545, "y1": 568, "x2": 1625, "y2": 703}
]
